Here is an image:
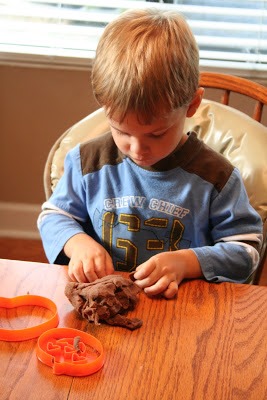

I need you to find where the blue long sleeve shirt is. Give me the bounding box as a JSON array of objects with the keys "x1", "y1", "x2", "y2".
[{"x1": 38, "y1": 132, "x2": 262, "y2": 283}]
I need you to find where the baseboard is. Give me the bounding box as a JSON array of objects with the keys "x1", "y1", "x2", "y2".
[{"x1": 0, "y1": 202, "x2": 41, "y2": 239}]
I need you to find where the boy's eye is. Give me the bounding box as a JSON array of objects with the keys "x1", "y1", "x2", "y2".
[
  {"x1": 151, "y1": 131, "x2": 166, "y2": 138},
  {"x1": 115, "y1": 130, "x2": 129, "y2": 136},
  {"x1": 113, "y1": 127, "x2": 167, "y2": 138}
]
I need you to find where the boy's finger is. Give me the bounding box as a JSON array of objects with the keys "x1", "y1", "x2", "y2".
[
  {"x1": 105, "y1": 255, "x2": 115, "y2": 276},
  {"x1": 134, "y1": 270, "x2": 160, "y2": 289},
  {"x1": 68, "y1": 260, "x2": 87, "y2": 283},
  {"x1": 141, "y1": 275, "x2": 172, "y2": 295},
  {"x1": 129, "y1": 270, "x2": 136, "y2": 281},
  {"x1": 94, "y1": 254, "x2": 108, "y2": 278},
  {"x1": 133, "y1": 260, "x2": 153, "y2": 280},
  {"x1": 83, "y1": 261, "x2": 98, "y2": 282},
  {"x1": 163, "y1": 281, "x2": 178, "y2": 299}
]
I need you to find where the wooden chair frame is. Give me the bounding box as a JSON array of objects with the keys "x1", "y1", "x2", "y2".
[
  {"x1": 199, "y1": 72, "x2": 267, "y2": 123},
  {"x1": 199, "y1": 72, "x2": 267, "y2": 284}
]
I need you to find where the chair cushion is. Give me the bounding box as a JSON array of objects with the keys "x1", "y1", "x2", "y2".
[
  {"x1": 50, "y1": 108, "x2": 110, "y2": 192},
  {"x1": 184, "y1": 100, "x2": 267, "y2": 224}
]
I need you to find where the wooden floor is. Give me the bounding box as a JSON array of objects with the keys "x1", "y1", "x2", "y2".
[
  {"x1": 0, "y1": 237, "x2": 48, "y2": 264},
  {"x1": 0, "y1": 237, "x2": 266, "y2": 286}
]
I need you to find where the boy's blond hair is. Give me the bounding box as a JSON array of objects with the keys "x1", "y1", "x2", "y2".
[{"x1": 92, "y1": 8, "x2": 199, "y2": 122}]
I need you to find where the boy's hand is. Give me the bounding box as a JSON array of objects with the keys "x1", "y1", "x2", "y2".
[
  {"x1": 64, "y1": 233, "x2": 114, "y2": 282},
  {"x1": 133, "y1": 250, "x2": 202, "y2": 299}
]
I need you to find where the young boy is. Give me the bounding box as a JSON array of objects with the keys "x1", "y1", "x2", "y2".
[{"x1": 38, "y1": 8, "x2": 262, "y2": 299}]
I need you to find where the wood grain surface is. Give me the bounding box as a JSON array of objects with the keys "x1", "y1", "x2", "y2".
[{"x1": 1, "y1": 259, "x2": 267, "y2": 400}]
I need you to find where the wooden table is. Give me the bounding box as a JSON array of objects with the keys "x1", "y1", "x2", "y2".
[{"x1": 1, "y1": 259, "x2": 267, "y2": 400}]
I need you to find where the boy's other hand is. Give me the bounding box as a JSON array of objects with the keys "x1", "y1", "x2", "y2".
[
  {"x1": 64, "y1": 233, "x2": 114, "y2": 282},
  {"x1": 133, "y1": 250, "x2": 202, "y2": 299}
]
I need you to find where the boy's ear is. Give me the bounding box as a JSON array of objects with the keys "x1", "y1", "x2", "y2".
[{"x1": 186, "y1": 87, "x2": 204, "y2": 118}]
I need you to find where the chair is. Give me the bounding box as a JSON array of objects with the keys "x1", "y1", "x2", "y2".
[
  {"x1": 43, "y1": 72, "x2": 267, "y2": 284},
  {"x1": 200, "y1": 72, "x2": 267, "y2": 122}
]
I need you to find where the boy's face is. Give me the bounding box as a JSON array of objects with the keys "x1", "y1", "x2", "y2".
[{"x1": 108, "y1": 107, "x2": 189, "y2": 167}]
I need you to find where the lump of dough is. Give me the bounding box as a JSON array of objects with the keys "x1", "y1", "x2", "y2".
[{"x1": 65, "y1": 275, "x2": 142, "y2": 330}]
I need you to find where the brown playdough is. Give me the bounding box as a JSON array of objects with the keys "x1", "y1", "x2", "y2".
[{"x1": 65, "y1": 275, "x2": 143, "y2": 330}]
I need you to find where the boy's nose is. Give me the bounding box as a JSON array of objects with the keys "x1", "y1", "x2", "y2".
[{"x1": 130, "y1": 138, "x2": 146, "y2": 155}]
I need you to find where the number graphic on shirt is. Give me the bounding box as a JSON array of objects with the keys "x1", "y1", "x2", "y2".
[
  {"x1": 102, "y1": 211, "x2": 115, "y2": 255},
  {"x1": 102, "y1": 212, "x2": 185, "y2": 269},
  {"x1": 116, "y1": 214, "x2": 139, "y2": 270},
  {"x1": 169, "y1": 219, "x2": 184, "y2": 251},
  {"x1": 144, "y1": 217, "x2": 168, "y2": 228},
  {"x1": 145, "y1": 217, "x2": 168, "y2": 251},
  {"x1": 119, "y1": 213, "x2": 140, "y2": 231},
  {"x1": 116, "y1": 239, "x2": 138, "y2": 271}
]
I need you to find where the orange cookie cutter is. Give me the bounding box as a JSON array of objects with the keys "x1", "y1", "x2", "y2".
[
  {"x1": 36, "y1": 328, "x2": 104, "y2": 376},
  {"x1": 0, "y1": 295, "x2": 59, "y2": 341}
]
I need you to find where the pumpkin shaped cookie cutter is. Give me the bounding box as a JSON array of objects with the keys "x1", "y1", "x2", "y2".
[
  {"x1": 36, "y1": 328, "x2": 104, "y2": 376},
  {"x1": 0, "y1": 295, "x2": 59, "y2": 341}
]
